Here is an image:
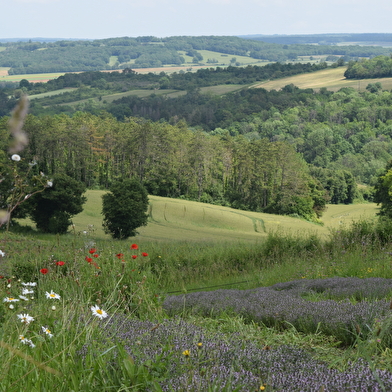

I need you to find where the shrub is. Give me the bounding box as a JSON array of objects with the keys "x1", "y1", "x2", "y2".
[
  {"x1": 102, "y1": 178, "x2": 149, "y2": 239},
  {"x1": 26, "y1": 173, "x2": 86, "y2": 234}
]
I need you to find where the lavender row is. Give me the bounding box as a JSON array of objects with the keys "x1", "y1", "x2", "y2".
[
  {"x1": 105, "y1": 316, "x2": 392, "y2": 391},
  {"x1": 163, "y1": 278, "x2": 392, "y2": 344}
]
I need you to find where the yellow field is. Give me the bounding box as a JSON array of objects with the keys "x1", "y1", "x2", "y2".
[{"x1": 253, "y1": 67, "x2": 392, "y2": 92}]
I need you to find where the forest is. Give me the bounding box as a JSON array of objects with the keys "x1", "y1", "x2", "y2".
[
  {"x1": 344, "y1": 55, "x2": 392, "y2": 79},
  {"x1": 1, "y1": 35, "x2": 391, "y2": 74}
]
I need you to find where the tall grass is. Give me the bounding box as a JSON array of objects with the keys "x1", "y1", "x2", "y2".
[{"x1": 2, "y1": 215, "x2": 392, "y2": 390}]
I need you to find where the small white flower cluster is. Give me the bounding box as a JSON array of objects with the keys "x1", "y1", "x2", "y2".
[
  {"x1": 42, "y1": 326, "x2": 53, "y2": 338},
  {"x1": 19, "y1": 335, "x2": 35, "y2": 348},
  {"x1": 3, "y1": 274, "x2": 109, "y2": 352},
  {"x1": 0, "y1": 249, "x2": 5, "y2": 257},
  {"x1": 17, "y1": 313, "x2": 34, "y2": 324}
]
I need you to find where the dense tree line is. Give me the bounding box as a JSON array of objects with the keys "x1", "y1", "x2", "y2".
[
  {"x1": 17, "y1": 72, "x2": 392, "y2": 190},
  {"x1": 1, "y1": 35, "x2": 391, "y2": 74},
  {"x1": 344, "y1": 56, "x2": 392, "y2": 79},
  {"x1": 0, "y1": 112, "x2": 332, "y2": 222},
  {"x1": 92, "y1": 85, "x2": 392, "y2": 187}
]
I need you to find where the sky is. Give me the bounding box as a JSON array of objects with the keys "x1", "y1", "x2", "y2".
[{"x1": 3, "y1": 0, "x2": 392, "y2": 40}]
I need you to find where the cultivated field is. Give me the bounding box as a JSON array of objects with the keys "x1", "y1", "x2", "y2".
[{"x1": 254, "y1": 67, "x2": 392, "y2": 92}]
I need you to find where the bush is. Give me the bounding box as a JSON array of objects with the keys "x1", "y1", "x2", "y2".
[
  {"x1": 102, "y1": 178, "x2": 149, "y2": 239},
  {"x1": 27, "y1": 173, "x2": 86, "y2": 234}
]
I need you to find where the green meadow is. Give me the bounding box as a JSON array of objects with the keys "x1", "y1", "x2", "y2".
[
  {"x1": 5, "y1": 190, "x2": 392, "y2": 390},
  {"x1": 44, "y1": 190, "x2": 379, "y2": 242}
]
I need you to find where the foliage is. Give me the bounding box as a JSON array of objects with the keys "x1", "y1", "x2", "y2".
[
  {"x1": 102, "y1": 178, "x2": 149, "y2": 239},
  {"x1": 373, "y1": 160, "x2": 392, "y2": 218},
  {"x1": 1, "y1": 35, "x2": 391, "y2": 75},
  {"x1": 0, "y1": 96, "x2": 51, "y2": 230},
  {"x1": 26, "y1": 173, "x2": 87, "y2": 234},
  {"x1": 345, "y1": 55, "x2": 392, "y2": 79}
]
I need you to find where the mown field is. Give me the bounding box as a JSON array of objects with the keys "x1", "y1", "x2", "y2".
[
  {"x1": 255, "y1": 66, "x2": 392, "y2": 92},
  {"x1": 17, "y1": 190, "x2": 378, "y2": 242}
]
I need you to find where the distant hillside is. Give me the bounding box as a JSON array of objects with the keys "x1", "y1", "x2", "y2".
[
  {"x1": 0, "y1": 35, "x2": 391, "y2": 75},
  {"x1": 240, "y1": 33, "x2": 392, "y2": 47}
]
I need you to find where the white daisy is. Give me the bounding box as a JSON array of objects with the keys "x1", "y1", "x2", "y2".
[
  {"x1": 11, "y1": 154, "x2": 21, "y2": 161},
  {"x1": 19, "y1": 335, "x2": 34, "y2": 347},
  {"x1": 0, "y1": 250, "x2": 5, "y2": 257},
  {"x1": 22, "y1": 288, "x2": 34, "y2": 295},
  {"x1": 3, "y1": 297, "x2": 20, "y2": 303},
  {"x1": 17, "y1": 313, "x2": 34, "y2": 324},
  {"x1": 21, "y1": 282, "x2": 37, "y2": 286},
  {"x1": 45, "y1": 290, "x2": 61, "y2": 300},
  {"x1": 19, "y1": 335, "x2": 28, "y2": 344},
  {"x1": 90, "y1": 305, "x2": 108, "y2": 320},
  {"x1": 18, "y1": 295, "x2": 29, "y2": 301},
  {"x1": 42, "y1": 326, "x2": 53, "y2": 338}
]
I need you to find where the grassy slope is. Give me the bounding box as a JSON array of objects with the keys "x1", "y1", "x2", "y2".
[
  {"x1": 64, "y1": 190, "x2": 379, "y2": 242},
  {"x1": 254, "y1": 66, "x2": 392, "y2": 92}
]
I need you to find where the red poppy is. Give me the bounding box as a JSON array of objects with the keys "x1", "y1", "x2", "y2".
[
  {"x1": 142, "y1": 252, "x2": 148, "y2": 257},
  {"x1": 40, "y1": 268, "x2": 48, "y2": 275},
  {"x1": 131, "y1": 255, "x2": 138, "y2": 259},
  {"x1": 93, "y1": 254, "x2": 99, "y2": 258},
  {"x1": 89, "y1": 248, "x2": 96, "y2": 254},
  {"x1": 116, "y1": 253, "x2": 124, "y2": 259},
  {"x1": 85, "y1": 256, "x2": 93, "y2": 263},
  {"x1": 56, "y1": 261, "x2": 65, "y2": 266},
  {"x1": 130, "y1": 244, "x2": 138, "y2": 250}
]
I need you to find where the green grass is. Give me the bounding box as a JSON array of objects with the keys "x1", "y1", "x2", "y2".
[
  {"x1": 18, "y1": 190, "x2": 378, "y2": 242},
  {"x1": 39, "y1": 84, "x2": 244, "y2": 106},
  {"x1": 196, "y1": 50, "x2": 266, "y2": 67},
  {"x1": 4, "y1": 193, "x2": 392, "y2": 390},
  {"x1": 28, "y1": 88, "x2": 78, "y2": 100}
]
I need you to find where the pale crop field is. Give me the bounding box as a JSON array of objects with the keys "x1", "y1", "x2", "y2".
[
  {"x1": 254, "y1": 67, "x2": 392, "y2": 92},
  {"x1": 1, "y1": 71, "x2": 66, "y2": 83}
]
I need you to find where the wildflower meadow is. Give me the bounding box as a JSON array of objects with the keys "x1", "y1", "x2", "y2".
[{"x1": 2, "y1": 221, "x2": 392, "y2": 391}]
